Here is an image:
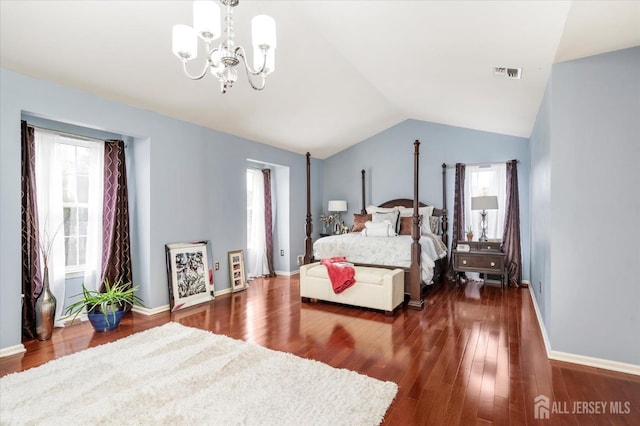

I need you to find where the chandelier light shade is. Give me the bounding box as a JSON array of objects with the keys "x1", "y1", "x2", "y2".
[{"x1": 172, "y1": 0, "x2": 277, "y2": 93}]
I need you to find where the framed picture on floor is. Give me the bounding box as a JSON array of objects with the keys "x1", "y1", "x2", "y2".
[
  {"x1": 228, "y1": 249, "x2": 247, "y2": 292},
  {"x1": 166, "y1": 241, "x2": 214, "y2": 312}
]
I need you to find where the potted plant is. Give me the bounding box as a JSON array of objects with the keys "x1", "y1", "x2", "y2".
[
  {"x1": 64, "y1": 278, "x2": 144, "y2": 332},
  {"x1": 465, "y1": 226, "x2": 474, "y2": 241}
]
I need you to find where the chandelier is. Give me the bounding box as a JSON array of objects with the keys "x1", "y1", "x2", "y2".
[{"x1": 172, "y1": 0, "x2": 276, "y2": 93}]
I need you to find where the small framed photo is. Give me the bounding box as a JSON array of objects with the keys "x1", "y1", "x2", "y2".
[
  {"x1": 228, "y1": 250, "x2": 247, "y2": 292},
  {"x1": 166, "y1": 241, "x2": 214, "y2": 311}
]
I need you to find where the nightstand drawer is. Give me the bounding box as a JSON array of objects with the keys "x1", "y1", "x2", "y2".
[
  {"x1": 454, "y1": 253, "x2": 504, "y2": 270},
  {"x1": 452, "y1": 249, "x2": 507, "y2": 289},
  {"x1": 458, "y1": 241, "x2": 501, "y2": 252},
  {"x1": 479, "y1": 243, "x2": 501, "y2": 252}
]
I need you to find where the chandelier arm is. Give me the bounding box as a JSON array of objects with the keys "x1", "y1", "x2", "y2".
[
  {"x1": 181, "y1": 46, "x2": 222, "y2": 80},
  {"x1": 181, "y1": 60, "x2": 210, "y2": 80},
  {"x1": 235, "y1": 53, "x2": 266, "y2": 91},
  {"x1": 239, "y1": 55, "x2": 267, "y2": 90},
  {"x1": 235, "y1": 45, "x2": 268, "y2": 76}
]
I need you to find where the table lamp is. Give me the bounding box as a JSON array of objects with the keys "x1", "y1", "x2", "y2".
[
  {"x1": 328, "y1": 200, "x2": 347, "y2": 234},
  {"x1": 471, "y1": 196, "x2": 498, "y2": 242}
]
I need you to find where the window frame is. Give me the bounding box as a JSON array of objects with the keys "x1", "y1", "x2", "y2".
[{"x1": 59, "y1": 136, "x2": 96, "y2": 277}]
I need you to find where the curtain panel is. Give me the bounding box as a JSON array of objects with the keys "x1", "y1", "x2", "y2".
[
  {"x1": 449, "y1": 163, "x2": 465, "y2": 276},
  {"x1": 101, "y1": 140, "x2": 133, "y2": 290},
  {"x1": 20, "y1": 121, "x2": 40, "y2": 340},
  {"x1": 262, "y1": 169, "x2": 276, "y2": 277},
  {"x1": 502, "y1": 160, "x2": 522, "y2": 286}
]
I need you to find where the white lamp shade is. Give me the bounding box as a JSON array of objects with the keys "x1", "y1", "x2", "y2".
[
  {"x1": 193, "y1": 0, "x2": 221, "y2": 41},
  {"x1": 253, "y1": 48, "x2": 275, "y2": 74},
  {"x1": 251, "y1": 15, "x2": 277, "y2": 49},
  {"x1": 471, "y1": 196, "x2": 498, "y2": 210},
  {"x1": 328, "y1": 200, "x2": 347, "y2": 212},
  {"x1": 172, "y1": 24, "x2": 198, "y2": 60}
]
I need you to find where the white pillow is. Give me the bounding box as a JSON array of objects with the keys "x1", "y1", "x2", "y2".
[
  {"x1": 372, "y1": 211, "x2": 400, "y2": 233},
  {"x1": 362, "y1": 221, "x2": 396, "y2": 237},
  {"x1": 397, "y1": 206, "x2": 434, "y2": 234},
  {"x1": 365, "y1": 205, "x2": 398, "y2": 214},
  {"x1": 397, "y1": 205, "x2": 434, "y2": 218}
]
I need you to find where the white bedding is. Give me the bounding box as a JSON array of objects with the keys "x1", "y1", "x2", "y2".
[{"x1": 313, "y1": 233, "x2": 447, "y2": 284}]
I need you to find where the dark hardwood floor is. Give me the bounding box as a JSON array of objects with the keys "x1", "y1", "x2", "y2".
[{"x1": 2, "y1": 276, "x2": 639, "y2": 425}]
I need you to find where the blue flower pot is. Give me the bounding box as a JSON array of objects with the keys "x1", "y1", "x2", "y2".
[{"x1": 87, "y1": 310, "x2": 125, "y2": 332}]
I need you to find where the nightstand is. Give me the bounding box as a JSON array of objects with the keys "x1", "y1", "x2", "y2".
[{"x1": 452, "y1": 241, "x2": 507, "y2": 289}]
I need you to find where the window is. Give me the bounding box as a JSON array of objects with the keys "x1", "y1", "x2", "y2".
[
  {"x1": 60, "y1": 140, "x2": 91, "y2": 273},
  {"x1": 464, "y1": 163, "x2": 506, "y2": 240},
  {"x1": 35, "y1": 129, "x2": 104, "y2": 278},
  {"x1": 246, "y1": 168, "x2": 268, "y2": 277}
]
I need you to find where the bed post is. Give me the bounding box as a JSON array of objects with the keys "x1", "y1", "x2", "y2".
[
  {"x1": 441, "y1": 163, "x2": 448, "y2": 248},
  {"x1": 361, "y1": 169, "x2": 366, "y2": 214},
  {"x1": 303, "y1": 152, "x2": 313, "y2": 265},
  {"x1": 408, "y1": 140, "x2": 424, "y2": 310}
]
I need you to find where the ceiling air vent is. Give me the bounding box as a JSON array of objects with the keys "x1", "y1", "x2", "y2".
[{"x1": 493, "y1": 67, "x2": 522, "y2": 80}]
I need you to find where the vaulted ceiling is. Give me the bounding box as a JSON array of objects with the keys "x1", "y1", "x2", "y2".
[{"x1": 1, "y1": 1, "x2": 639, "y2": 158}]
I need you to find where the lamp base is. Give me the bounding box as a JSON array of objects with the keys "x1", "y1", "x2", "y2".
[{"x1": 479, "y1": 210, "x2": 488, "y2": 242}]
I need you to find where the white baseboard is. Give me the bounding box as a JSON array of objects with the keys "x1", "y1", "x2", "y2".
[
  {"x1": 527, "y1": 285, "x2": 639, "y2": 376},
  {"x1": 214, "y1": 287, "x2": 232, "y2": 297},
  {"x1": 0, "y1": 343, "x2": 26, "y2": 358},
  {"x1": 132, "y1": 304, "x2": 170, "y2": 316},
  {"x1": 275, "y1": 270, "x2": 299, "y2": 276},
  {"x1": 527, "y1": 284, "x2": 552, "y2": 355},
  {"x1": 549, "y1": 350, "x2": 640, "y2": 376}
]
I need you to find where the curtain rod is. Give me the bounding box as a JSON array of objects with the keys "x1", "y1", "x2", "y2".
[
  {"x1": 444, "y1": 160, "x2": 519, "y2": 169},
  {"x1": 30, "y1": 124, "x2": 121, "y2": 145}
]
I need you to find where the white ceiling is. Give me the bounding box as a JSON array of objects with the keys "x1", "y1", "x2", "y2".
[{"x1": 1, "y1": 1, "x2": 639, "y2": 159}]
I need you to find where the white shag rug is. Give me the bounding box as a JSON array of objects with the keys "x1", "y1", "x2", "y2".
[{"x1": 0, "y1": 322, "x2": 397, "y2": 425}]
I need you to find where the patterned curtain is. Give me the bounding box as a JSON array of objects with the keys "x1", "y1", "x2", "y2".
[
  {"x1": 502, "y1": 160, "x2": 522, "y2": 286},
  {"x1": 21, "y1": 121, "x2": 41, "y2": 340},
  {"x1": 449, "y1": 163, "x2": 465, "y2": 276},
  {"x1": 101, "y1": 140, "x2": 132, "y2": 290},
  {"x1": 262, "y1": 169, "x2": 276, "y2": 277}
]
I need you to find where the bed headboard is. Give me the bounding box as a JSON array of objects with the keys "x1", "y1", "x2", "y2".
[
  {"x1": 359, "y1": 160, "x2": 449, "y2": 246},
  {"x1": 378, "y1": 199, "x2": 445, "y2": 218}
]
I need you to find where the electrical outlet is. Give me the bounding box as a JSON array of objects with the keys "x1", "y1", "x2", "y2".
[
  {"x1": 215, "y1": 262, "x2": 220, "y2": 271},
  {"x1": 538, "y1": 281, "x2": 542, "y2": 293},
  {"x1": 297, "y1": 255, "x2": 304, "y2": 266},
  {"x1": 280, "y1": 249, "x2": 284, "y2": 256}
]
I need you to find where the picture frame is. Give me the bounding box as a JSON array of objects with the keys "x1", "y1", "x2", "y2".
[
  {"x1": 228, "y1": 249, "x2": 247, "y2": 292},
  {"x1": 165, "y1": 241, "x2": 214, "y2": 312}
]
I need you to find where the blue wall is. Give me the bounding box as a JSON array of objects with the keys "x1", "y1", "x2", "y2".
[
  {"x1": 530, "y1": 47, "x2": 640, "y2": 364},
  {"x1": 322, "y1": 119, "x2": 531, "y2": 281},
  {"x1": 529, "y1": 81, "x2": 552, "y2": 333},
  {"x1": 0, "y1": 69, "x2": 323, "y2": 351}
]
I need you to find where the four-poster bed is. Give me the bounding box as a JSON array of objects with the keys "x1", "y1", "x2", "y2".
[{"x1": 303, "y1": 140, "x2": 448, "y2": 310}]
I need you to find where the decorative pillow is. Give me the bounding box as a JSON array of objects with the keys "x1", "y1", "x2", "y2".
[
  {"x1": 429, "y1": 216, "x2": 439, "y2": 234},
  {"x1": 365, "y1": 205, "x2": 398, "y2": 215},
  {"x1": 362, "y1": 220, "x2": 396, "y2": 237},
  {"x1": 372, "y1": 210, "x2": 400, "y2": 233},
  {"x1": 398, "y1": 215, "x2": 423, "y2": 235},
  {"x1": 397, "y1": 205, "x2": 434, "y2": 218},
  {"x1": 351, "y1": 213, "x2": 372, "y2": 232}
]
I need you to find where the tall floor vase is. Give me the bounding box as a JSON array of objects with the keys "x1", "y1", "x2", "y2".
[{"x1": 35, "y1": 266, "x2": 56, "y2": 341}]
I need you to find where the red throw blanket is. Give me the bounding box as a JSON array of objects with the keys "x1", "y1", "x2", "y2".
[{"x1": 321, "y1": 257, "x2": 356, "y2": 294}]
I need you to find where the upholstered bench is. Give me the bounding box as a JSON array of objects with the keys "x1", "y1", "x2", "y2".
[{"x1": 299, "y1": 262, "x2": 404, "y2": 316}]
